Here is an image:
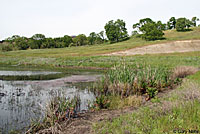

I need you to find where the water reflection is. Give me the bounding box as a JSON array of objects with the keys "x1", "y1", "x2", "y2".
[
  {"x1": 0, "y1": 72, "x2": 100, "y2": 133},
  {"x1": 0, "y1": 71, "x2": 61, "y2": 76}
]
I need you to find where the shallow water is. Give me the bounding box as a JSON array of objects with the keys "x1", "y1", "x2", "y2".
[
  {"x1": 0, "y1": 71, "x2": 61, "y2": 76},
  {"x1": 0, "y1": 68, "x2": 101, "y2": 133}
]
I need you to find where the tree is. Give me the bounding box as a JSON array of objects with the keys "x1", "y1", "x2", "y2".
[
  {"x1": 185, "y1": 19, "x2": 193, "y2": 29},
  {"x1": 5, "y1": 35, "x2": 20, "y2": 43},
  {"x1": 176, "y1": 18, "x2": 187, "y2": 31},
  {"x1": 15, "y1": 37, "x2": 29, "y2": 50},
  {"x1": 73, "y1": 34, "x2": 88, "y2": 46},
  {"x1": 191, "y1": 17, "x2": 199, "y2": 27},
  {"x1": 104, "y1": 19, "x2": 128, "y2": 42},
  {"x1": 157, "y1": 21, "x2": 167, "y2": 30},
  {"x1": 88, "y1": 32, "x2": 97, "y2": 45},
  {"x1": 31, "y1": 34, "x2": 46, "y2": 49},
  {"x1": 54, "y1": 37, "x2": 65, "y2": 48},
  {"x1": 32, "y1": 34, "x2": 45, "y2": 40},
  {"x1": 133, "y1": 18, "x2": 154, "y2": 32},
  {"x1": 140, "y1": 22, "x2": 164, "y2": 40},
  {"x1": 132, "y1": 18, "x2": 164, "y2": 40},
  {"x1": 41, "y1": 38, "x2": 55, "y2": 48},
  {"x1": 167, "y1": 17, "x2": 176, "y2": 29},
  {"x1": 62, "y1": 35, "x2": 73, "y2": 47}
]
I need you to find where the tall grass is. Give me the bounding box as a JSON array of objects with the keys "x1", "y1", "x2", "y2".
[
  {"x1": 91, "y1": 64, "x2": 198, "y2": 109},
  {"x1": 93, "y1": 63, "x2": 177, "y2": 98},
  {"x1": 26, "y1": 95, "x2": 81, "y2": 134},
  {"x1": 94, "y1": 81, "x2": 200, "y2": 134}
]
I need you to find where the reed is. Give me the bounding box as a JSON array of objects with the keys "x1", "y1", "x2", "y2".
[
  {"x1": 92, "y1": 63, "x2": 196, "y2": 109},
  {"x1": 26, "y1": 95, "x2": 81, "y2": 134}
]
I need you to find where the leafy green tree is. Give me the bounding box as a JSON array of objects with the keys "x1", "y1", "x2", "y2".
[
  {"x1": 140, "y1": 22, "x2": 164, "y2": 40},
  {"x1": 41, "y1": 38, "x2": 54, "y2": 48},
  {"x1": 104, "y1": 19, "x2": 128, "y2": 42},
  {"x1": 157, "y1": 21, "x2": 167, "y2": 30},
  {"x1": 32, "y1": 34, "x2": 45, "y2": 40},
  {"x1": 15, "y1": 37, "x2": 29, "y2": 50},
  {"x1": 191, "y1": 17, "x2": 199, "y2": 27},
  {"x1": 73, "y1": 34, "x2": 88, "y2": 46},
  {"x1": 185, "y1": 19, "x2": 193, "y2": 29},
  {"x1": 104, "y1": 20, "x2": 116, "y2": 42},
  {"x1": 167, "y1": 17, "x2": 176, "y2": 29},
  {"x1": 133, "y1": 18, "x2": 154, "y2": 32},
  {"x1": 88, "y1": 32, "x2": 97, "y2": 45},
  {"x1": 176, "y1": 18, "x2": 187, "y2": 31},
  {"x1": 133, "y1": 18, "x2": 164, "y2": 40},
  {"x1": 5, "y1": 35, "x2": 20, "y2": 43},
  {"x1": 54, "y1": 37, "x2": 65, "y2": 48},
  {"x1": 62, "y1": 35, "x2": 73, "y2": 47},
  {"x1": 31, "y1": 34, "x2": 46, "y2": 49}
]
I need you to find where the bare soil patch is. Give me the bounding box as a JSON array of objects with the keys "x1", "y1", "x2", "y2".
[{"x1": 106, "y1": 40, "x2": 200, "y2": 56}]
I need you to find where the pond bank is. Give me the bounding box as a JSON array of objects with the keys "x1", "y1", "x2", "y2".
[{"x1": 0, "y1": 66, "x2": 102, "y2": 133}]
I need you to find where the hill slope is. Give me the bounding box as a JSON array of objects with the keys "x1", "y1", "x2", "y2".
[
  {"x1": 1, "y1": 27, "x2": 200, "y2": 58},
  {"x1": 107, "y1": 40, "x2": 200, "y2": 55}
]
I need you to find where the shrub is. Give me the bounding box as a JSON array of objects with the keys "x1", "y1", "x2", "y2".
[{"x1": 0, "y1": 44, "x2": 16, "y2": 51}]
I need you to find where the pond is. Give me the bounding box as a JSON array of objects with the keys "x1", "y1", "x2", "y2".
[{"x1": 0, "y1": 66, "x2": 102, "y2": 133}]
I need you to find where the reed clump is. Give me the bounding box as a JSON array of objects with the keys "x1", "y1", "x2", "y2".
[
  {"x1": 92, "y1": 63, "x2": 195, "y2": 109},
  {"x1": 26, "y1": 95, "x2": 81, "y2": 134}
]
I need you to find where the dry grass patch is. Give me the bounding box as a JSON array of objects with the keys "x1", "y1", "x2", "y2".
[{"x1": 171, "y1": 66, "x2": 199, "y2": 79}]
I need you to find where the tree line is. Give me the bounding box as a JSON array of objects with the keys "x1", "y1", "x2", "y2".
[{"x1": 1, "y1": 16, "x2": 199, "y2": 51}]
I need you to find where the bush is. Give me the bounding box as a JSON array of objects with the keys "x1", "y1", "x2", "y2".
[{"x1": 0, "y1": 44, "x2": 16, "y2": 51}]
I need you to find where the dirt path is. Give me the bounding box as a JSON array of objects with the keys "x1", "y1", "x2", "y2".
[
  {"x1": 61, "y1": 107, "x2": 138, "y2": 134},
  {"x1": 106, "y1": 40, "x2": 200, "y2": 56}
]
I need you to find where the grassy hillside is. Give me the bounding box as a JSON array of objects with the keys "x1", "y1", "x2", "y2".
[
  {"x1": 1, "y1": 27, "x2": 200, "y2": 58},
  {"x1": 0, "y1": 27, "x2": 200, "y2": 69}
]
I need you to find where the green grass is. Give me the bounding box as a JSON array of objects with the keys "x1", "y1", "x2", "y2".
[
  {"x1": 1, "y1": 27, "x2": 200, "y2": 58},
  {"x1": 187, "y1": 71, "x2": 200, "y2": 83},
  {"x1": 0, "y1": 51, "x2": 200, "y2": 69},
  {"x1": 0, "y1": 27, "x2": 200, "y2": 69},
  {"x1": 93, "y1": 73, "x2": 200, "y2": 134},
  {"x1": 94, "y1": 101, "x2": 200, "y2": 134}
]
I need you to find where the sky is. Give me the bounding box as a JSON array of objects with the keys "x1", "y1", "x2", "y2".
[{"x1": 0, "y1": 0, "x2": 200, "y2": 40}]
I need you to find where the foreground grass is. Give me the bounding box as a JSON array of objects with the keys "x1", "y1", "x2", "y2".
[
  {"x1": 94, "y1": 100, "x2": 200, "y2": 134},
  {"x1": 93, "y1": 73, "x2": 200, "y2": 134}
]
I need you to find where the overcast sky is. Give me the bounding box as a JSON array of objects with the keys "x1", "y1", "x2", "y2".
[{"x1": 0, "y1": 0, "x2": 200, "y2": 40}]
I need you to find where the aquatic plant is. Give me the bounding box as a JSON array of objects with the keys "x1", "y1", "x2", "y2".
[
  {"x1": 92, "y1": 63, "x2": 198, "y2": 109},
  {"x1": 26, "y1": 95, "x2": 81, "y2": 133}
]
